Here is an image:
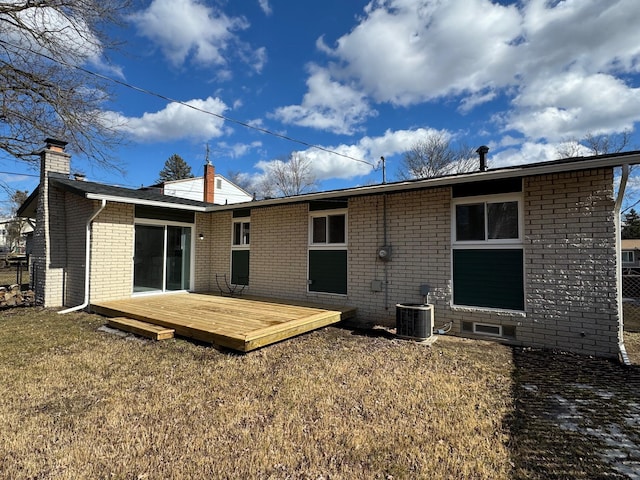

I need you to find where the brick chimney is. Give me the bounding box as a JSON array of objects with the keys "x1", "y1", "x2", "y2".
[
  {"x1": 41, "y1": 138, "x2": 70, "y2": 180},
  {"x1": 34, "y1": 138, "x2": 71, "y2": 307},
  {"x1": 204, "y1": 160, "x2": 215, "y2": 204}
]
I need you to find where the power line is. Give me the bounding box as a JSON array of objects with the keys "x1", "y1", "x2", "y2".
[{"x1": 0, "y1": 38, "x2": 375, "y2": 168}]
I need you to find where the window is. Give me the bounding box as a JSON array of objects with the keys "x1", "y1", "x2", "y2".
[
  {"x1": 231, "y1": 218, "x2": 250, "y2": 285},
  {"x1": 622, "y1": 251, "x2": 635, "y2": 264},
  {"x1": 216, "y1": 178, "x2": 222, "y2": 189},
  {"x1": 455, "y1": 199, "x2": 519, "y2": 242},
  {"x1": 453, "y1": 193, "x2": 524, "y2": 311},
  {"x1": 233, "y1": 221, "x2": 250, "y2": 246},
  {"x1": 462, "y1": 321, "x2": 516, "y2": 338},
  {"x1": 311, "y1": 213, "x2": 346, "y2": 245},
  {"x1": 308, "y1": 209, "x2": 347, "y2": 294}
]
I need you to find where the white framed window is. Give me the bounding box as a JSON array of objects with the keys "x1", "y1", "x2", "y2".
[
  {"x1": 216, "y1": 178, "x2": 222, "y2": 189},
  {"x1": 453, "y1": 193, "x2": 522, "y2": 245},
  {"x1": 622, "y1": 251, "x2": 635, "y2": 264},
  {"x1": 309, "y1": 210, "x2": 347, "y2": 247},
  {"x1": 232, "y1": 219, "x2": 250, "y2": 247},
  {"x1": 231, "y1": 217, "x2": 250, "y2": 286},
  {"x1": 308, "y1": 208, "x2": 347, "y2": 295},
  {"x1": 452, "y1": 192, "x2": 524, "y2": 311}
]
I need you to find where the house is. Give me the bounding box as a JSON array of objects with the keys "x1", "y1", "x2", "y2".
[
  {"x1": 19, "y1": 138, "x2": 640, "y2": 360},
  {"x1": 622, "y1": 239, "x2": 640, "y2": 271},
  {"x1": 148, "y1": 161, "x2": 252, "y2": 205},
  {"x1": 0, "y1": 216, "x2": 33, "y2": 253}
]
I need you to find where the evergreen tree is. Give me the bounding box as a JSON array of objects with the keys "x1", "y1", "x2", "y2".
[
  {"x1": 622, "y1": 209, "x2": 640, "y2": 239},
  {"x1": 157, "y1": 154, "x2": 194, "y2": 182}
]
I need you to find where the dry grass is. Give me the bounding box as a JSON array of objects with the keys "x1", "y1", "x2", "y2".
[
  {"x1": 623, "y1": 302, "x2": 640, "y2": 333},
  {"x1": 0, "y1": 309, "x2": 513, "y2": 480},
  {"x1": 624, "y1": 331, "x2": 640, "y2": 364},
  {"x1": 0, "y1": 266, "x2": 29, "y2": 288},
  {"x1": 2, "y1": 308, "x2": 637, "y2": 479}
]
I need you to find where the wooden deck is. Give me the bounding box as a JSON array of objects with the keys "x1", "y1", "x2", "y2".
[{"x1": 91, "y1": 293, "x2": 356, "y2": 352}]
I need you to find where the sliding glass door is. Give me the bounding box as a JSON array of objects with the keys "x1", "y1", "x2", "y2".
[{"x1": 134, "y1": 224, "x2": 192, "y2": 293}]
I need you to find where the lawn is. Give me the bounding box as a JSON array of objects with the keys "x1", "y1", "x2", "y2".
[{"x1": 0, "y1": 309, "x2": 638, "y2": 479}]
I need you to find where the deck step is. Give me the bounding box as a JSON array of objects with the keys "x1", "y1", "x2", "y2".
[{"x1": 107, "y1": 317, "x2": 175, "y2": 341}]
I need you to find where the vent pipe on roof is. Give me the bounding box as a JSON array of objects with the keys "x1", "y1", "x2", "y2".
[{"x1": 476, "y1": 145, "x2": 489, "y2": 172}]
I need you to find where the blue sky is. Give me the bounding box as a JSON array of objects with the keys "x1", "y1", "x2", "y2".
[{"x1": 3, "y1": 0, "x2": 640, "y2": 209}]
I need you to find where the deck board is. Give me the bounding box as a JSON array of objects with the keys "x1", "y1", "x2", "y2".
[{"x1": 91, "y1": 292, "x2": 356, "y2": 352}]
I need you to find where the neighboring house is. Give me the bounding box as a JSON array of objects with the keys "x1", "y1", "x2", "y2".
[
  {"x1": 149, "y1": 162, "x2": 252, "y2": 205},
  {"x1": 0, "y1": 216, "x2": 33, "y2": 253},
  {"x1": 621, "y1": 239, "x2": 640, "y2": 271},
  {"x1": 19, "y1": 139, "x2": 640, "y2": 360}
]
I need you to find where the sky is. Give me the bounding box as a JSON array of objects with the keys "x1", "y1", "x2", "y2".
[{"x1": 3, "y1": 0, "x2": 640, "y2": 209}]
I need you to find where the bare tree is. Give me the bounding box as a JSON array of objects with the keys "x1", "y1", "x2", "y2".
[
  {"x1": 226, "y1": 170, "x2": 253, "y2": 192},
  {"x1": 399, "y1": 132, "x2": 477, "y2": 179},
  {"x1": 259, "y1": 152, "x2": 318, "y2": 198},
  {"x1": 6, "y1": 190, "x2": 29, "y2": 250},
  {"x1": 556, "y1": 130, "x2": 633, "y2": 158},
  {"x1": 0, "y1": 1, "x2": 130, "y2": 168}
]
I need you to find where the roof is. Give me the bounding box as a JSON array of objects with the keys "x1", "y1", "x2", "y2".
[
  {"x1": 622, "y1": 239, "x2": 640, "y2": 250},
  {"x1": 210, "y1": 149, "x2": 640, "y2": 212},
  {"x1": 17, "y1": 174, "x2": 211, "y2": 217},
  {"x1": 17, "y1": 149, "x2": 640, "y2": 217}
]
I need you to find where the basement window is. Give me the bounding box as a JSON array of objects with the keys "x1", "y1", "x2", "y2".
[{"x1": 462, "y1": 322, "x2": 516, "y2": 338}]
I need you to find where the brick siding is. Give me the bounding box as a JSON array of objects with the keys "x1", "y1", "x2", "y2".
[{"x1": 90, "y1": 202, "x2": 134, "y2": 302}]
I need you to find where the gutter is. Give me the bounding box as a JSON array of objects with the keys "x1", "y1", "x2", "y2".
[
  {"x1": 85, "y1": 193, "x2": 207, "y2": 212},
  {"x1": 206, "y1": 152, "x2": 640, "y2": 213},
  {"x1": 58, "y1": 199, "x2": 107, "y2": 314},
  {"x1": 615, "y1": 165, "x2": 631, "y2": 365}
]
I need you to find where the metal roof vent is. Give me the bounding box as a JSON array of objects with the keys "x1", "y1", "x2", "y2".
[{"x1": 476, "y1": 145, "x2": 489, "y2": 171}]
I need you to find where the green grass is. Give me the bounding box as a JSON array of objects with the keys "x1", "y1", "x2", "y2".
[{"x1": 1, "y1": 308, "x2": 638, "y2": 479}]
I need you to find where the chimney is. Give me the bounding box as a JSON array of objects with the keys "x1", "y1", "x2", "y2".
[
  {"x1": 476, "y1": 145, "x2": 489, "y2": 172},
  {"x1": 41, "y1": 138, "x2": 70, "y2": 182},
  {"x1": 204, "y1": 160, "x2": 215, "y2": 204}
]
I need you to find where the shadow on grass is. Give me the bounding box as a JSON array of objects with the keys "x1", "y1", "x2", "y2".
[{"x1": 507, "y1": 348, "x2": 640, "y2": 479}]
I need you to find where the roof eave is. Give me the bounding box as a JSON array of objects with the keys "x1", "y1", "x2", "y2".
[
  {"x1": 85, "y1": 193, "x2": 208, "y2": 211},
  {"x1": 205, "y1": 152, "x2": 640, "y2": 212}
]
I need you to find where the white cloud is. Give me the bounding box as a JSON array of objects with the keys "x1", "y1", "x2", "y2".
[
  {"x1": 258, "y1": 0, "x2": 272, "y2": 16},
  {"x1": 253, "y1": 127, "x2": 442, "y2": 182},
  {"x1": 506, "y1": 72, "x2": 640, "y2": 140},
  {"x1": 279, "y1": 0, "x2": 640, "y2": 140},
  {"x1": 489, "y1": 141, "x2": 571, "y2": 168},
  {"x1": 217, "y1": 141, "x2": 263, "y2": 158},
  {"x1": 107, "y1": 97, "x2": 229, "y2": 142},
  {"x1": 272, "y1": 65, "x2": 376, "y2": 134},
  {"x1": 130, "y1": 0, "x2": 262, "y2": 72}
]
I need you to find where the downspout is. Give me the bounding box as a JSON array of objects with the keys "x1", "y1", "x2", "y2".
[
  {"x1": 383, "y1": 193, "x2": 389, "y2": 310},
  {"x1": 615, "y1": 164, "x2": 630, "y2": 364},
  {"x1": 58, "y1": 199, "x2": 107, "y2": 314}
]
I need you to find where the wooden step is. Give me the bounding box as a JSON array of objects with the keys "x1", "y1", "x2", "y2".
[{"x1": 107, "y1": 317, "x2": 175, "y2": 341}]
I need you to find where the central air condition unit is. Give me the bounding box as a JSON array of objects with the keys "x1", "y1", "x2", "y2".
[{"x1": 395, "y1": 303, "x2": 434, "y2": 341}]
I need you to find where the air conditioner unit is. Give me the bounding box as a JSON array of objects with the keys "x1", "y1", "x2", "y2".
[{"x1": 395, "y1": 303, "x2": 434, "y2": 341}]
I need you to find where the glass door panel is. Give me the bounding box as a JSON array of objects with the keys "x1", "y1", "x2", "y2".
[
  {"x1": 166, "y1": 226, "x2": 191, "y2": 291},
  {"x1": 133, "y1": 225, "x2": 165, "y2": 293}
]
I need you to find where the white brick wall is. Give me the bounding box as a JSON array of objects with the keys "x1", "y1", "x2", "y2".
[
  {"x1": 211, "y1": 168, "x2": 619, "y2": 358},
  {"x1": 90, "y1": 203, "x2": 135, "y2": 301}
]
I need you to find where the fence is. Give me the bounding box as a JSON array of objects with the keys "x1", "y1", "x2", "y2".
[
  {"x1": 622, "y1": 272, "x2": 640, "y2": 332},
  {"x1": 0, "y1": 259, "x2": 29, "y2": 288}
]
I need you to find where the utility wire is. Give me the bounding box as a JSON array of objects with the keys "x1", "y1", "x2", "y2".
[{"x1": 0, "y1": 38, "x2": 375, "y2": 168}]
